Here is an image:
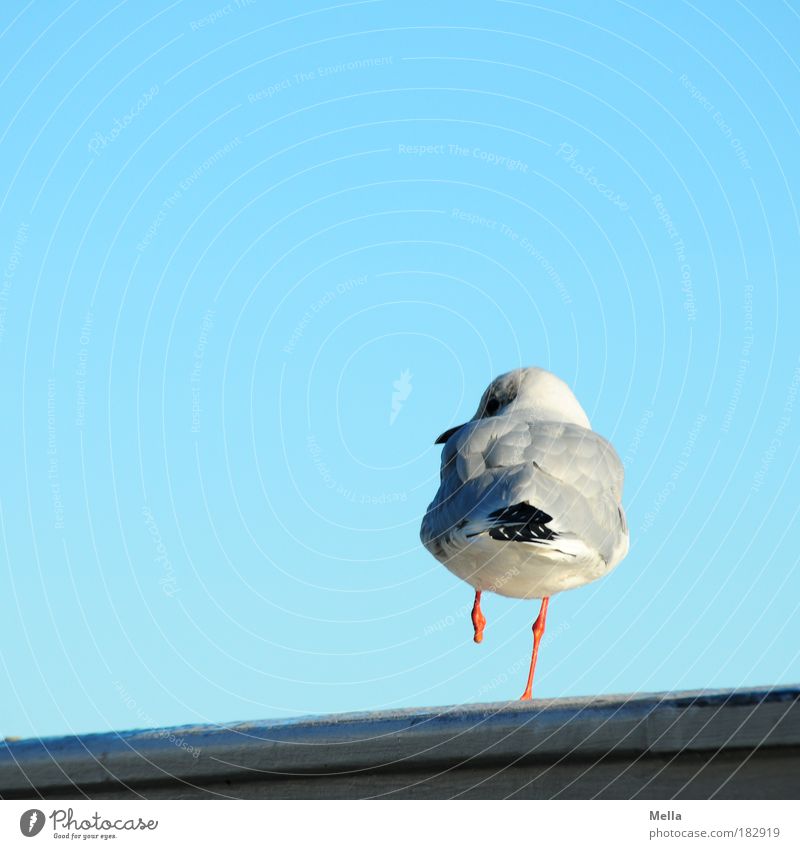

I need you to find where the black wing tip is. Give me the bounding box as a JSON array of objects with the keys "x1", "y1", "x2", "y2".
[{"x1": 487, "y1": 501, "x2": 558, "y2": 543}]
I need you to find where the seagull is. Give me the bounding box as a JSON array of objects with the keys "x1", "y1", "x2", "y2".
[{"x1": 420, "y1": 367, "x2": 629, "y2": 700}]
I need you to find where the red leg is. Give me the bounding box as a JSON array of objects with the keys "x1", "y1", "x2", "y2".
[
  {"x1": 520, "y1": 597, "x2": 550, "y2": 700},
  {"x1": 471, "y1": 589, "x2": 486, "y2": 643}
]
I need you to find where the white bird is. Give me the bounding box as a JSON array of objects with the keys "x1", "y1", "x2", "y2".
[{"x1": 420, "y1": 367, "x2": 629, "y2": 700}]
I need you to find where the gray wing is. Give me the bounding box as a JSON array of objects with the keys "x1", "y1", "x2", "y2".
[{"x1": 426, "y1": 416, "x2": 628, "y2": 565}]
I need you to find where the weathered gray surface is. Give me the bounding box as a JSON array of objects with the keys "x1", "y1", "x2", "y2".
[{"x1": 1, "y1": 687, "x2": 797, "y2": 799}]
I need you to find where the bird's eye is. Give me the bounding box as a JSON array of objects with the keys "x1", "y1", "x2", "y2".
[{"x1": 486, "y1": 398, "x2": 500, "y2": 414}]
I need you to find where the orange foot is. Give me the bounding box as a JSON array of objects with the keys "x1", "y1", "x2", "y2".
[
  {"x1": 520, "y1": 597, "x2": 550, "y2": 700},
  {"x1": 471, "y1": 589, "x2": 486, "y2": 643}
]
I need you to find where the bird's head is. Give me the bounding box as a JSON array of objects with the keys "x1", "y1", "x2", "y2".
[{"x1": 435, "y1": 366, "x2": 590, "y2": 444}]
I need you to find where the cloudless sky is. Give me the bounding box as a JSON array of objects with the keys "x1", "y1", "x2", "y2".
[{"x1": 1, "y1": 0, "x2": 799, "y2": 739}]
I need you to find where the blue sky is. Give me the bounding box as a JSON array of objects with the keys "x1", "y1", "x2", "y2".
[{"x1": 1, "y1": 0, "x2": 799, "y2": 739}]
